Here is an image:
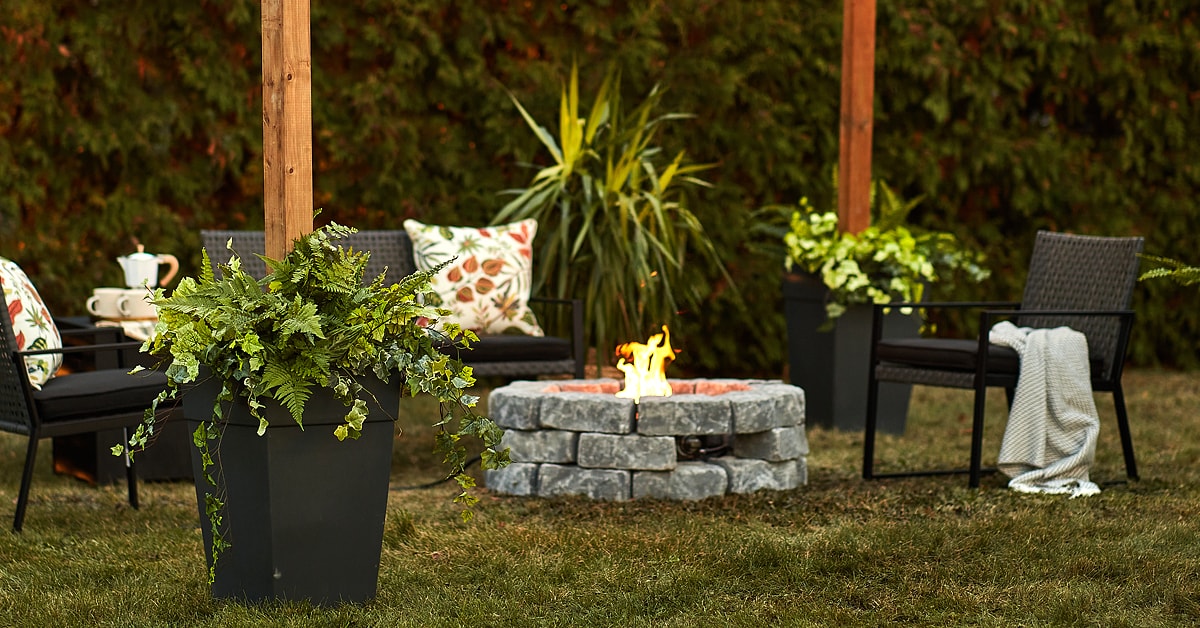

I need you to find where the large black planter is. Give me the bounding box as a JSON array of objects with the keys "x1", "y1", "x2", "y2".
[
  {"x1": 783, "y1": 273, "x2": 918, "y2": 435},
  {"x1": 183, "y1": 375, "x2": 399, "y2": 606}
]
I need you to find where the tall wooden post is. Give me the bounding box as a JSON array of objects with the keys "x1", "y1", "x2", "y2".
[
  {"x1": 261, "y1": 0, "x2": 314, "y2": 260},
  {"x1": 837, "y1": 0, "x2": 876, "y2": 235}
]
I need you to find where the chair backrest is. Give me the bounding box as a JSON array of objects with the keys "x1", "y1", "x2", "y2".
[
  {"x1": 1019, "y1": 230, "x2": 1144, "y2": 380},
  {"x1": 200, "y1": 230, "x2": 416, "y2": 285},
  {"x1": 0, "y1": 288, "x2": 35, "y2": 434}
]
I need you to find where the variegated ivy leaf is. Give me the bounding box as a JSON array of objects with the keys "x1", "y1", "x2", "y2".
[{"x1": 346, "y1": 398, "x2": 367, "y2": 432}]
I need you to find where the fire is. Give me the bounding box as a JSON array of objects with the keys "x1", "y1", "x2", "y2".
[{"x1": 615, "y1": 325, "x2": 676, "y2": 403}]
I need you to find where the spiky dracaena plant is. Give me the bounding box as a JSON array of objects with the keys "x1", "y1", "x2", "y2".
[
  {"x1": 115, "y1": 222, "x2": 508, "y2": 580},
  {"x1": 493, "y1": 64, "x2": 730, "y2": 367}
]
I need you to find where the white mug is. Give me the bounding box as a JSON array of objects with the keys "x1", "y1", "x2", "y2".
[
  {"x1": 86, "y1": 287, "x2": 128, "y2": 320},
  {"x1": 118, "y1": 288, "x2": 158, "y2": 320}
]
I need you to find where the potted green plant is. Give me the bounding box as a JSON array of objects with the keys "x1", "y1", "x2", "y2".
[
  {"x1": 776, "y1": 178, "x2": 989, "y2": 433},
  {"x1": 115, "y1": 221, "x2": 509, "y2": 606},
  {"x1": 492, "y1": 63, "x2": 730, "y2": 367}
]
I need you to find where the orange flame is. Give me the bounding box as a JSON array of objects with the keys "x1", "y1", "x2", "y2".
[{"x1": 615, "y1": 325, "x2": 675, "y2": 403}]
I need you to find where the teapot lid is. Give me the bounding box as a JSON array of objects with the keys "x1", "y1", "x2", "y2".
[{"x1": 124, "y1": 244, "x2": 156, "y2": 260}]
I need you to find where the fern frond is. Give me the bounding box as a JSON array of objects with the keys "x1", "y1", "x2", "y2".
[
  {"x1": 1139, "y1": 254, "x2": 1200, "y2": 286},
  {"x1": 261, "y1": 362, "x2": 314, "y2": 426},
  {"x1": 198, "y1": 248, "x2": 215, "y2": 284}
]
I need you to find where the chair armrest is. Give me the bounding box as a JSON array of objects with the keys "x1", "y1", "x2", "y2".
[
  {"x1": 869, "y1": 301, "x2": 1023, "y2": 345},
  {"x1": 978, "y1": 309, "x2": 1135, "y2": 339},
  {"x1": 976, "y1": 309, "x2": 1137, "y2": 380},
  {"x1": 873, "y1": 300, "x2": 1021, "y2": 311},
  {"x1": 19, "y1": 340, "x2": 150, "y2": 372},
  {"x1": 55, "y1": 317, "x2": 128, "y2": 344},
  {"x1": 58, "y1": 328, "x2": 128, "y2": 346},
  {"x1": 979, "y1": 308, "x2": 1135, "y2": 318},
  {"x1": 19, "y1": 341, "x2": 145, "y2": 357}
]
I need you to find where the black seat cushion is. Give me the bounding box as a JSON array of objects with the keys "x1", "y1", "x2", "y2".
[
  {"x1": 877, "y1": 338, "x2": 1022, "y2": 373},
  {"x1": 434, "y1": 334, "x2": 572, "y2": 363},
  {"x1": 877, "y1": 337, "x2": 1103, "y2": 374},
  {"x1": 33, "y1": 369, "x2": 168, "y2": 420}
]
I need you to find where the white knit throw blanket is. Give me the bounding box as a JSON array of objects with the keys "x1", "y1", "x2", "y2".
[{"x1": 988, "y1": 321, "x2": 1101, "y2": 497}]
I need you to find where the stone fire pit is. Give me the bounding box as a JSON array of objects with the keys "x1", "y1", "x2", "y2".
[{"x1": 484, "y1": 378, "x2": 807, "y2": 501}]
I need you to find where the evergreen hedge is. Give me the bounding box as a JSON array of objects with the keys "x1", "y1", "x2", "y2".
[{"x1": 2, "y1": 0, "x2": 1197, "y2": 376}]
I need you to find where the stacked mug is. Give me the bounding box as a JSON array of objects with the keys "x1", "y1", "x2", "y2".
[
  {"x1": 88, "y1": 246, "x2": 179, "y2": 320},
  {"x1": 86, "y1": 287, "x2": 158, "y2": 320}
]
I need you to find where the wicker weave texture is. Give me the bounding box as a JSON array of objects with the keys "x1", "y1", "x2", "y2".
[
  {"x1": 875, "y1": 364, "x2": 976, "y2": 390},
  {"x1": 201, "y1": 230, "x2": 416, "y2": 285},
  {"x1": 1019, "y1": 231, "x2": 1143, "y2": 379},
  {"x1": 469, "y1": 359, "x2": 579, "y2": 378},
  {"x1": 0, "y1": 289, "x2": 34, "y2": 434}
]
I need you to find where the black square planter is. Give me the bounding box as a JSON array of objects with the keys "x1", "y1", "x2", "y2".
[
  {"x1": 184, "y1": 376, "x2": 399, "y2": 606},
  {"x1": 783, "y1": 273, "x2": 917, "y2": 435}
]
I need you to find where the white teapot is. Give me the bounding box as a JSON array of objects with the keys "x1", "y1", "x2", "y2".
[{"x1": 117, "y1": 245, "x2": 179, "y2": 288}]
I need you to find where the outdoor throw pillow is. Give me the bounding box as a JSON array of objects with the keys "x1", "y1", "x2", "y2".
[
  {"x1": 0, "y1": 257, "x2": 63, "y2": 389},
  {"x1": 403, "y1": 219, "x2": 544, "y2": 336}
]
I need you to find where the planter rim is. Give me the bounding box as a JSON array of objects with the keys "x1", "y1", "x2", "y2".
[{"x1": 181, "y1": 373, "x2": 401, "y2": 428}]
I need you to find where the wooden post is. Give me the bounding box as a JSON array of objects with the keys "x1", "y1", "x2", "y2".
[
  {"x1": 837, "y1": 0, "x2": 876, "y2": 235},
  {"x1": 261, "y1": 0, "x2": 314, "y2": 260}
]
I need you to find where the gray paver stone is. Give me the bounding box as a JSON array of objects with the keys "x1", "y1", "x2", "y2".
[
  {"x1": 795, "y1": 457, "x2": 809, "y2": 486},
  {"x1": 501, "y1": 429, "x2": 579, "y2": 463},
  {"x1": 540, "y1": 392, "x2": 635, "y2": 434},
  {"x1": 537, "y1": 464, "x2": 630, "y2": 500},
  {"x1": 577, "y1": 433, "x2": 677, "y2": 470},
  {"x1": 713, "y1": 456, "x2": 802, "y2": 493},
  {"x1": 733, "y1": 426, "x2": 808, "y2": 461},
  {"x1": 762, "y1": 383, "x2": 806, "y2": 427},
  {"x1": 631, "y1": 470, "x2": 670, "y2": 499},
  {"x1": 637, "y1": 394, "x2": 732, "y2": 436},
  {"x1": 724, "y1": 389, "x2": 784, "y2": 433},
  {"x1": 488, "y1": 382, "x2": 552, "y2": 430},
  {"x1": 633, "y1": 462, "x2": 728, "y2": 500},
  {"x1": 484, "y1": 462, "x2": 539, "y2": 496}
]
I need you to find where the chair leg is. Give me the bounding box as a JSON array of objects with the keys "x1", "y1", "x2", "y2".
[
  {"x1": 969, "y1": 381, "x2": 988, "y2": 488},
  {"x1": 14, "y1": 436, "x2": 39, "y2": 533},
  {"x1": 862, "y1": 306, "x2": 885, "y2": 481},
  {"x1": 1111, "y1": 385, "x2": 1139, "y2": 481},
  {"x1": 123, "y1": 428, "x2": 139, "y2": 510},
  {"x1": 862, "y1": 370, "x2": 880, "y2": 480}
]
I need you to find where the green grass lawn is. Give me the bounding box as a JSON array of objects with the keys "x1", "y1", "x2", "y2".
[{"x1": 2, "y1": 369, "x2": 1198, "y2": 627}]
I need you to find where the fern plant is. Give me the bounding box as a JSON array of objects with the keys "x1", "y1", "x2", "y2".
[
  {"x1": 1139, "y1": 255, "x2": 1200, "y2": 287},
  {"x1": 115, "y1": 221, "x2": 508, "y2": 579}
]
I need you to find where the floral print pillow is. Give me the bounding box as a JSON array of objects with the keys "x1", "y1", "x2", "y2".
[
  {"x1": 0, "y1": 257, "x2": 63, "y2": 389},
  {"x1": 403, "y1": 219, "x2": 544, "y2": 336}
]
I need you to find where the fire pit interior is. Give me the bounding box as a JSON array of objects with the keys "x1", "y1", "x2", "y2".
[{"x1": 484, "y1": 377, "x2": 807, "y2": 501}]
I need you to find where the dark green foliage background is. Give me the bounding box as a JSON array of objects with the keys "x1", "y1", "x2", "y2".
[{"x1": 2, "y1": 0, "x2": 1197, "y2": 376}]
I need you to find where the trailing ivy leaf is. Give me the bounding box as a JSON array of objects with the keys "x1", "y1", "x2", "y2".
[{"x1": 345, "y1": 399, "x2": 367, "y2": 434}]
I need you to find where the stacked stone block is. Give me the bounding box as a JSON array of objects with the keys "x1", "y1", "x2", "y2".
[{"x1": 485, "y1": 379, "x2": 807, "y2": 501}]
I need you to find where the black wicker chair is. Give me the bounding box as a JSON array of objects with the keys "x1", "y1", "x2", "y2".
[
  {"x1": 201, "y1": 230, "x2": 586, "y2": 380},
  {"x1": 862, "y1": 231, "x2": 1144, "y2": 487},
  {"x1": 1, "y1": 290, "x2": 173, "y2": 531}
]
